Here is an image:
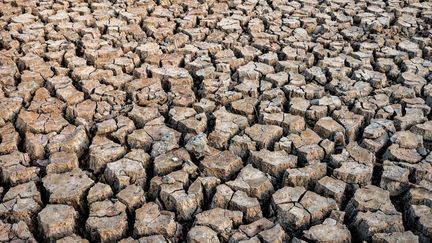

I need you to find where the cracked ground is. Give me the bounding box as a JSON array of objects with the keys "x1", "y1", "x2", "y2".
[{"x1": 0, "y1": 0, "x2": 431, "y2": 242}]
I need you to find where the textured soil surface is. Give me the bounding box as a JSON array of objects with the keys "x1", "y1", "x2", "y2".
[{"x1": 0, "y1": 0, "x2": 432, "y2": 242}]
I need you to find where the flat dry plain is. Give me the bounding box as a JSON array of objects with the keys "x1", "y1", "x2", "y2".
[{"x1": 0, "y1": 0, "x2": 431, "y2": 242}]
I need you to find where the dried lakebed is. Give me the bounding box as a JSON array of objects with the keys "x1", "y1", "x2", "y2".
[{"x1": 0, "y1": 0, "x2": 431, "y2": 242}]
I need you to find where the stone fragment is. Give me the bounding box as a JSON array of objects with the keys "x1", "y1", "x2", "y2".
[
  {"x1": 127, "y1": 128, "x2": 153, "y2": 150},
  {"x1": 346, "y1": 185, "x2": 404, "y2": 241},
  {"x1": 169, "y1": 106, "x2": 207, "y2": 134},
  {"x1": 211, "y1": 184, "x2": 235, "y2": 209},
  {"x1": 390, "y1": 131, "x2": 423, "y2": 149},
  {"x1": 261, "y1": 113, "x2": 306, "y2": 134},
  {"x1": 16, "y1": 110, "x2": 69, "y2": 134},
  {"x1": 272, "y1": 187, "x2": 337, "y2": 230},
  {"x1": 128, "y1": 105, "x2": 160, "y2": 128},
  {"x1": 46, "y1": 125, "x2": 89, "y2": 157},
  {"x1": 346, "y1": 185, "x2": 400, "y2": 218},
  {"x1": 384, "y1": 144, "x2": 423, "y2": 164},
  {"x1": 142, "y1": 117, "x2": 182, "y2": 157},
  {"x1": 300, "y1": 191, "x2": 339, "y2": 224},
  {"x1": 0, "y1": 123, "x2": 20, "y2": 154},
  {"x1": 333, "y1": 109, "x2": 364, "y2": 141},
  {"x1": 162, "y1": 178, "x2": 204, "y2": 221},
  {"x1": 403, "y1": 187, "x2": 432, "y2": 208},
  {"x1": 352, "y1": 211, "x2": 405, "y2": 242}
]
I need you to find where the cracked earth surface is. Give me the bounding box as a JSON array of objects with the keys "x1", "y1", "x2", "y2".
[{"x1": 0, "y1": 0, "x2": 432, "y2": 242}]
